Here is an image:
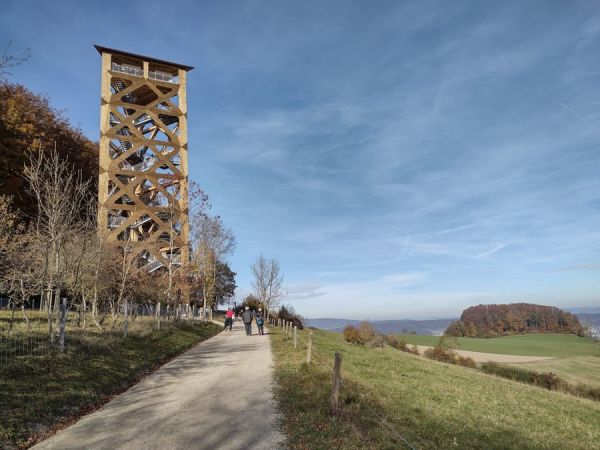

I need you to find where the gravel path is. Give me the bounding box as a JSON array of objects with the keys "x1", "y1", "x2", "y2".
[
  {"x1": 33, "y1": 321, "x2": 284, "y2": 450},
  {"x1": 415, "y1": 345, "x2": 554, "y2": 363}
]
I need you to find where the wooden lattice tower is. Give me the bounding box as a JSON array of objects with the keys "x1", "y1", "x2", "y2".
[{"x1": 95, "y1": 46, "x2": 193, "y2": 272}]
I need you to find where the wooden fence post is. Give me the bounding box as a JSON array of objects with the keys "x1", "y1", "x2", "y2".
[
  {"x1": 331, "y1": 352, "x2": 342, "y2": 415},
  {"x1": 293, "y1": 326, "x2": 297, "y2": 349},
  {"x1": 306, "y1": 331, "x2": 312, "y2": 364}
]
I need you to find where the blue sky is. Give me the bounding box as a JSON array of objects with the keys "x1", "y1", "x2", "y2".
[{"x1": 3, "y1": 0, "x2": 600, "y2": 319}]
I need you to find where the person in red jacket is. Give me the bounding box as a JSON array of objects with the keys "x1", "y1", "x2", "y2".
[{"x1": 224, "y1": 308, "x2": 234, "y2": 331}]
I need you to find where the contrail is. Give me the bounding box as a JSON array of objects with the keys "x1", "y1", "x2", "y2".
[{"x1": 559, "y1": 102, "x2": 600, "y2": 134}]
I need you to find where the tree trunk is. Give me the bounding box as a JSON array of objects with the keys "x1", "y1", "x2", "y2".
[
  {"x1": 123, "y1": 300, "x2": 129, "y2": 337},
  {"x1": 21, "y1": 304, "x2": 30, "y2": 332},
  {"x1": 82, "y1": 295, "x2": 87, "y2": 330},
  {"x1": 58, "y1": 298, "x2": 67, "y2": 352},
  {"x1": 8, "y1": 300, "x2": 15, "y2": 336},
  {"x1": 91, "y1": 291, "x2": 102, "y2": 329},
  {"x1": 47, "y1": 288, "x2": 54, "y2": 342},
  {"x1": 156, "y1": 301, "x2": 161, "y2": 330},
  {"x1": 53, "y1": 289, "x2": 60, "y2": 336}
]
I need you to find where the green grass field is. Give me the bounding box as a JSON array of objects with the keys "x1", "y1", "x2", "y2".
[
  {"x1": 395, "y1": 333, "x2": 600, "y2": 357},
  {"x1": 0, "y1": 313, "x2": 221, "y2": 448},
  {"x1": 510, "y1": 356, "x2": 600, "y2": 388},
  {"x1": 271, "y1": 327, "x2": 600, "y2": 449}
]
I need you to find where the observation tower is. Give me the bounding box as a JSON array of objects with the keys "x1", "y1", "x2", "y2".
[{"x1": 95, "y1": 45, "x2": 193, "y2": 271}]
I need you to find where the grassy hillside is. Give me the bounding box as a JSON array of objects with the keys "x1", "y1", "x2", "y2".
[
  {"x1": 395, "y1": 333, "x2": 600, "y2": 357},
  {"x1": 271, "y1": 327, "x2": 600, "y2": 449}
]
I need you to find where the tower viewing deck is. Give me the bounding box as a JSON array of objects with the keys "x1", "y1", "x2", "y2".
[{"x1": 95, "y1": 45, "x2": 193, "y2": 272}]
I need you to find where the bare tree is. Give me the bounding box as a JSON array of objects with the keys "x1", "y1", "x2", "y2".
[
  {"x1": 23, "y1": 146, "x2": 92, "y2": 341},
  {"x1": 191, "y1": 214, "x2": 235, "y2": 321},
  {"x1": 251, "y1": 255, "x2": 284, "y2": 321},
  {"x1": 116, "y1": 244, "x2": 137, "y2": 337},
  {"x1": 0, "y1": 41, "x2": 30, "y2": 78},
  {"x1": 0, "y1": 195, "x2": 42, "y2": 334},
  {"x1": 160, "y1": 183, "x2": 187, "y2": 321}
]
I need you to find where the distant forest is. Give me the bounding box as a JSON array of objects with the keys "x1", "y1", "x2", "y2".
[
  {"x1": 0, "y1": 82, "x2": 98, "y2": 218},
  {"x1": 446, "y1": 303, "x2": 585, "y2": 337}
]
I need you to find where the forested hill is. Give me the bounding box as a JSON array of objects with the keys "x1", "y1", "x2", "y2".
[
  {"x1": 446, "y1": 303, "x2": 585, "y2": 337},
  {"x1": 0, "y1": 82, "x2": 98, "y2": 217}
]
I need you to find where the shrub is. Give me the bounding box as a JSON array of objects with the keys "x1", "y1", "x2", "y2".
[
  {"x1": 424, "y1": 345, "x2": 456, "y2": 364},
  {"x1": 410, "y1": 344, "x2": 419, "y2": 355},
  {"x1": 276, "y1": 305, "x2": 304, "y2": 330},
  {"x1": 357, "y1": 322, "x2": 376, "y2": 345},
  {"x1": 571, "y1": 384, "x2": 600, "y2": 402},
  {"x1": 424, "y1": 335, "x2": 460, "y2": 363},
  {"x1": 384, "y1": 335, "x2": 408, "y2": 351},
  {"x1": 343, "y1": 325, "x2": 361, "y2": 344},
  {"x1": 343, "y1": 322, "x2": 381, "y2": 346},
  {"x1": 479, "y1": 363, "x2": 600, "y2": 402},
  {"x1": 370, "y1": 334, "x2": 385, "y2": 349},
  {"x1": 480, "y1": 363, "x2": 566, "y2": 390},
  {"x1": 456, "y1": 356, "x2": 477, "y2": 368},
  {"x1": 384, "y1": 334, "x2": 399, "y2": 348}
]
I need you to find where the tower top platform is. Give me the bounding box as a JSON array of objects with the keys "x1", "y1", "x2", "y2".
[{"x1": 94, "y1": 45, "x2": 194, "y2": 72}]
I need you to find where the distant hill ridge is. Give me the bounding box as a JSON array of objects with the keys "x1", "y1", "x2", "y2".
[
  {"x1": 446, "y1": 303, "x2": 585, "y2": 337},
  {"x1": 304, "y1": 318, "x2": 455, "y2": 335}
]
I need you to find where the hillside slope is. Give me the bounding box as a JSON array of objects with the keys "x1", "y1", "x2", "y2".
[{"x1": 271, "y1": 327, "x2": 600, "y2": 449}]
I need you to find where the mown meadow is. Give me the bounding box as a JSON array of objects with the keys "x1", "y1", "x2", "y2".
[{"x1": 394, "y1": 333, "x2": 600, "y2": 357}]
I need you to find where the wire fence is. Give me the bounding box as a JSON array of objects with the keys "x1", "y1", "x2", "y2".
[
  {"x1": 269, "y1": 318, "x2": 419, "y2": 450},
  {"x1": 0, "y1": 306, "x2": 214, "y2": 363},
  {"x1": 0, "y1": 334, "x2": 50, "y2": 365}
]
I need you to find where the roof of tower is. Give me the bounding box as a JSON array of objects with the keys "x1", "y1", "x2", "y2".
[{"x1": 94, "y1": 45, "x2": 194, "y2": 71}]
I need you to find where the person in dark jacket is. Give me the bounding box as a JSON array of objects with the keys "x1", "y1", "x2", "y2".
[
  {"x1": 241, "y1": 306, "x2": 253, "y2": 336},
  {"x1": 255, "y1": 308, "x2": 265, "y2": 335}
]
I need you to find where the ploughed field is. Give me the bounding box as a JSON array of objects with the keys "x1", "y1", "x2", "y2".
[{"x1": 271, "y1": 327, "x2": 600, "y2": 449}]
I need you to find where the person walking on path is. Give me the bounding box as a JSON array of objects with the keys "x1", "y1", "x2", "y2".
[
  {"x1": 224, "y1": 308, "x2": 234, "y2": 331},
  {"x1": 242, "y1": 306, "x2": 253, "y2": 336},
  {"x1": 255, "y1": 308, "x2": 265, "y2": 335}
]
